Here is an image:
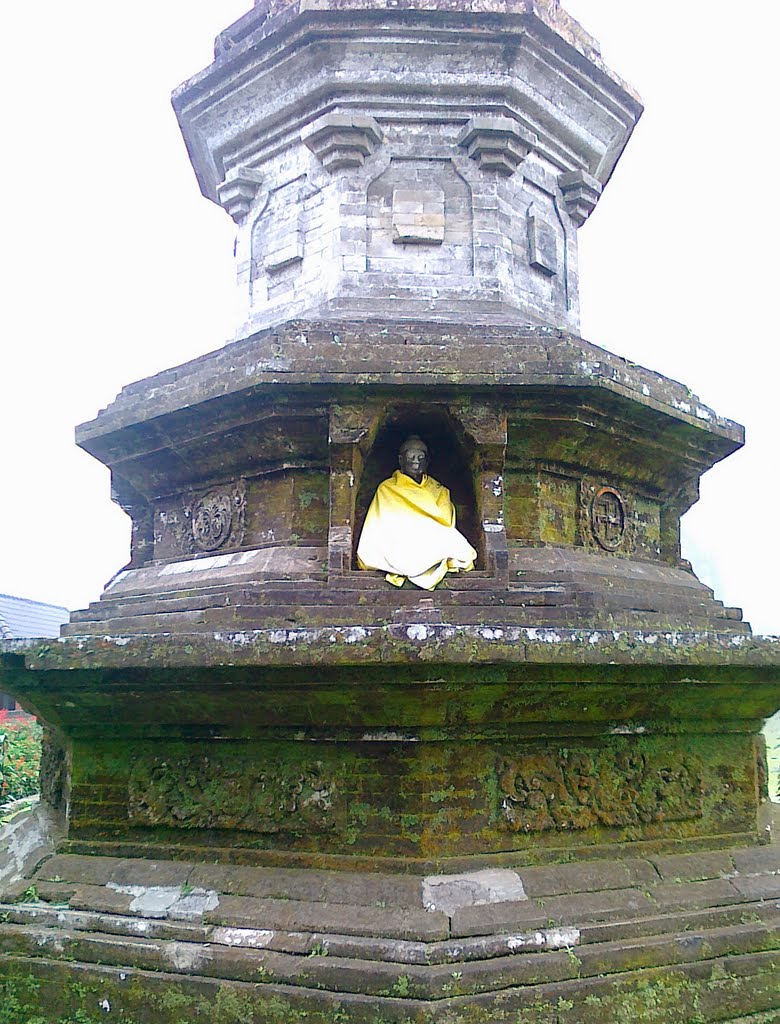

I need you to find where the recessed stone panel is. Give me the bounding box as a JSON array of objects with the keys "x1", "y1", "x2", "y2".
[
  {"x1": 498, "y1": 746, "x2": 704, "y2": 833},
  {"x1": 391, "y1": 188, "x2": 445, "y2": 245},
  {"x1": 527, "y1": 212, "x2": 559, "y2": 276},
  {"x1": 367, "y1": 159, "x2": 472, "y2": 276}
]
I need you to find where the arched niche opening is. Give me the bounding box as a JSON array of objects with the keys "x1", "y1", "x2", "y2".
[{"x1": 352, "y1": 405, "x2": 483, "y2": 571}]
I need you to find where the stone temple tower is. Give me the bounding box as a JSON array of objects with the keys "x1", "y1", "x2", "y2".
[{"x1": 1, "y1": 2, "x2": 779, "y2": 1021}]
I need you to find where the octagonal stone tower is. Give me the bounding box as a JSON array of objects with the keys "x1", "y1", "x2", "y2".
[
  {"x1": 2, "y1": 3, "x2": 780, "y2": 1023},
  {"x1": 175, "y1": 0, "x2": 639, "y2": 335}
]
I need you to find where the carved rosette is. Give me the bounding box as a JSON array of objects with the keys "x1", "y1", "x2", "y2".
[
  {"x1": 498, "y1": 747, "x2": 703, "y2": 832},
  {"x1": 187, "y1": 481, "x2": 246, "y2": 553},
  {"x1": 129, "y1": 754, "x2": 339, "y2": 833}
]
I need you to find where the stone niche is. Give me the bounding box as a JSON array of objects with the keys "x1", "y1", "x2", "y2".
[{"x1": 328, "y1": 398, "x2": 508, "y2": 579}]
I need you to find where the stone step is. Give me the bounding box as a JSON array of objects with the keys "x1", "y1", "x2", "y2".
[
  {"x1": 3, "y1": 842, "x2": 778, "y2": 1013},
  {"x1": 62, "y1": 603, "x2": 750, "y2": 635},
  {"x1": 69, "y1": 579, "x2": 732, "y2": 620},
  {"x1": 6, "y1": 948, "x2": 777, "y2": 1024},
  {"x1": 68, "y1": 584, "x2": 575, "y2": 623},
  {"x1": 4, "y1": 897, "x2": 779, "y2": 969},
  {"x1": 0, "y1": 912, "x2": 777, "y2": 1000}
]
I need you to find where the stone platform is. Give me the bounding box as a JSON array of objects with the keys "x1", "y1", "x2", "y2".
[
  {"x1": 1, "y1": 807, "x2": 779, "y2": 1023},
  {"x1": 64, "y1": 552, "x2": 747, "y2": 636},
  {"x1": 2, "y1": 630, "x2": 777, "y2": 868}
]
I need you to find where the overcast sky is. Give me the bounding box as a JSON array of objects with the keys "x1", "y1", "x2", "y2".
[{"x1": 0, "y1": 1, "x2": 777, "y2": 635}]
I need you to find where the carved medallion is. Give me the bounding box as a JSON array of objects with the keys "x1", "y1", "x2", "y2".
[
  {"x1": 191, "y1": 492, "x2": 233, "y2": 550},
  {"x1": 591, "y1": 486, "x2": 626, "y2": 551},
  {"x1": 498, "y1": 748, "x2": 703, "y2": 832},
  {"x1": 189, "y1": 484, "x2": 246, "y2": 552},
  {"x1": 129, "y1": 755, "x2": 338, "y2": 833}
]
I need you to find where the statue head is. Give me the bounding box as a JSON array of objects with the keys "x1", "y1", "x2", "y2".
[{"x1": 398, "y1": 435, "x2": 429, "y2": 483}]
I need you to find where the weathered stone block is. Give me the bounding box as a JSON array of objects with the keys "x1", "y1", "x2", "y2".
[
  {"x1": 392, "y1": 188, "x2": 446, "y2": 244},
  {"x1": 527, "y1": 211, "x2": 559, "y2": 276},
  {"x1": 216, "y1": 166, "x2": 264, "y2": 223}
]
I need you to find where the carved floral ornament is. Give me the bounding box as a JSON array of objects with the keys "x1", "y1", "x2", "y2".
[
  {"x1": 188, "y1": 482, "x2": 247, "y2": 553},
  {"x1": 129, "y1": 755, "x2": 338, "y2": 834},
  {"x1": 498, "y1": 748, "x2": 703, "y2": 833}
]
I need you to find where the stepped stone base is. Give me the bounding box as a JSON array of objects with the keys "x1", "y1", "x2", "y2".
[
  {"x1": 64, "y1": 549, "x2": 748, "y2": 637},
  {"x1": 2, "y1": 803, "x2": 779, "y2": 1023}
]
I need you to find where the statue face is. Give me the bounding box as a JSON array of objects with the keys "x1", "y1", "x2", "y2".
[{"x1": 399, "y1": 439, "x2": 428, "y2": 483}]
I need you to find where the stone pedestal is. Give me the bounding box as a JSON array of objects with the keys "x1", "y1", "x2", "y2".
[{"x1": 2, "y1": 1, "x2": 779, "y2": 1021}]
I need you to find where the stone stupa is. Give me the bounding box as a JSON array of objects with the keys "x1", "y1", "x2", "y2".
[{"x1": 2, "y1": 1, "x2": 779, "y2": 1020}]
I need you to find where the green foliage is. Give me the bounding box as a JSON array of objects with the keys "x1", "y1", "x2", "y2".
[
  {"x1": 0, "y1": 712, "x2": 41, "y2": 803},
  {"x1": 213, "y1": 985, "x2": 256, "y2": 1023},
  {"x1": 390, "y1": 975, "x2": 411, "y2": 997}
]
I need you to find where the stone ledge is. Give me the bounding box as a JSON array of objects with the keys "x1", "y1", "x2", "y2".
[
  {"x1": 75, "y1": 320, "x2": 744, "y2": 448},
  {"x1": 4, "y1": 626, "x2": 779, "y2": 673}
]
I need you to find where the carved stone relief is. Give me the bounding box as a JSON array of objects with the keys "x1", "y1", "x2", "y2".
[
  {"x1": 155, "y1": 480, "x2": 246, "y2": 558},
  {"x1": 188, "y1": 482, "x2": 246, "y2": 553},
  {"x1": 129, "y1": 754, "x2": 338, "y2": 833},
  {"x1": 498, "y1": 748, "x2": 703, "y2": 832},
  {"x1": 590, "y1": 485, "x2": 627, "y2": 551},
  {"x1": 579, "y1": 480, "x2": 636, "y2": 555},
  {"x1": 190, "y1": 492, "x2": 235, "y2": 551}
]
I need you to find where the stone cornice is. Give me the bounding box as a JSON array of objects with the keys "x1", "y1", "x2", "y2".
[{"x1": 4, "y1": 627, "x2": 779, "y2": 673}]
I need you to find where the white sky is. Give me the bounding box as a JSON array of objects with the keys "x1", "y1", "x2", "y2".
[{"x1": 0, "y1": 1, "x2": 777, "y2": 634}]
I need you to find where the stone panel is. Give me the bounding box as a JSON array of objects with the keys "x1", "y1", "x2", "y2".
[
  {"x1": 129, "y1": 755, "x2": 339, "y2": 834},
  {"x1": 367, "y1": 158, "x2": 473, "y2": 277},
  {"x1": 63, "y1": 731, "x2": 759, "y2": 860},
  {"x1": 539, "y1": 472, "x2": 578, "y2": 545},
  {"x1": 497, "y1": 747, "x2": 704, "y2": 832}
]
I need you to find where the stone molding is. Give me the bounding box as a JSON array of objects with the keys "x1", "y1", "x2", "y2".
[
  {"x1": 457, "y1": 116, "x2": 537, "y2": 175},
  {"x1": 216, "y1": 166, "x2": 264, "y2": 222},
  {"x1": 301, "y1": 112, "x2": 383, "y2": 171},
  {"x1": 559, "y1": 169, "x2": 603, "y2": 226}
]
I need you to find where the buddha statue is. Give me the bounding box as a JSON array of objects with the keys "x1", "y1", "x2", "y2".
[{"x1": 356, "y1": 435, "x2": 477, "y2": 590}]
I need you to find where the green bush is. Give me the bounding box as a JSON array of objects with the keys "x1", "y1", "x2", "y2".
[{"x1": 0, "y1": 711, "x2": 42, "y2": 804}]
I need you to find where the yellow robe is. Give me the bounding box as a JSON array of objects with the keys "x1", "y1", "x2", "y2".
[{"x1": 356, "y1": 471, "x2": 477, "y2": 590}]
